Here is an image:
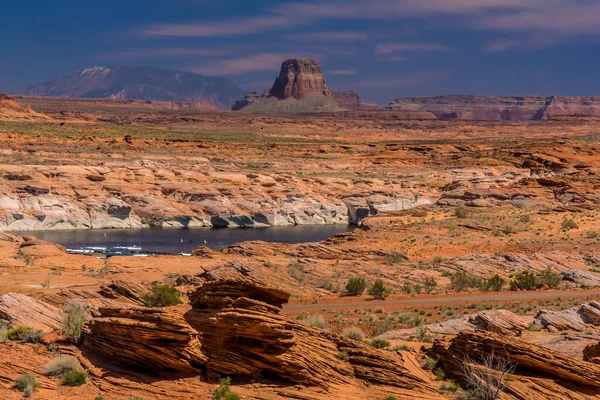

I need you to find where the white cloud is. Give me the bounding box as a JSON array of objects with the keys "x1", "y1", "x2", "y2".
[{"x1": 188, "y1": 52, "x2": 321, "y2": 75}]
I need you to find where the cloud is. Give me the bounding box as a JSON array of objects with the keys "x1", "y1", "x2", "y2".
[
  {"x1": 327, "y1": 69, "x2": 359, "y2": 76},
  {"x1": 349, "y1": 71, "x2": 450, "y2": 88},
  {"x1": 376, "y1": 42, "x2": 450, "y2": 54},
  {"x1": 144, "y1": 16, "x2": 294, "y2": 37},
  {"x1": 188, "y1": 52, "x2": 320, "y2": 75},
  {"x1": 285, "y1": 31, "x2": 368, "y2": 42},
  {"x1": 103, "y1": 47, "x2": 231, "y2": 59}
]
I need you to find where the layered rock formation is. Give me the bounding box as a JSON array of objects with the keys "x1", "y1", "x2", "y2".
[
  {"x1": 232, "y1": 59, "x2": 344, "y2": 113},
  {"x1": 431, "y1": 331, "x2": 600, "y2": 399},
  {"x1": 0, "y1": 94, "x2": 49, "y2": 121},
  {"x1": 0, "y1": 293, "x2": 63, "y2": 332},
  {"x1": 82, "y1": 280, "x2": 437, "y2": 398},
  {"x1": 331, "y1": 90, "x2": 380, "y2": 111},
  {"x1": 387, "y1": 95, "x2": 600, "y2": 121}
]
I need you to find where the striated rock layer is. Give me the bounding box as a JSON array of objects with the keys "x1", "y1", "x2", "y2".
[
  {"x1": 331, "y1": 90, "x2": 380, "y2": 111},
  {"x1": 387, "y1": 94, "x2": 600, "y2": 121},
  {"x1": 82, "y1": 280, "x2": 438, "y2": 397}
]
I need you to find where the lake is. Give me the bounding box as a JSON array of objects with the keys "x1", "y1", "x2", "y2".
[{"x1": 17, "y1": 225, "x2": 355, "y2": 253}]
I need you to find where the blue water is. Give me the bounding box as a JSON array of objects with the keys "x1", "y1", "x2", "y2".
[{"x1": 18, "y1": 225, "x2": 355, "y2": 253}]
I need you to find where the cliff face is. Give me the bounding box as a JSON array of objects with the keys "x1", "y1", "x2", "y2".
[
  {"x1": 331, "y1": 90, "x2": 380, "y2": 111},
  {"x1": 387, "y1": 95, "x2": 600, "y2": 121},
  {"x1": 270, "y1": 59, "x2": 331, "y2": 100}
]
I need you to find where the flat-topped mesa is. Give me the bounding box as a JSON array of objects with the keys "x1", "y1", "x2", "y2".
[{"x1": 269, "y1": 59, "x2": 332, "y2": 100}]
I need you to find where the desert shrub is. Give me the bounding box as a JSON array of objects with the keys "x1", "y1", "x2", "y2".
[
  {"x1": 343, "y1": 326, "x2": 365, "y2": 341},
  {"x1": 305, "y1": 314, "x2": 327, "y2": 329},
  {"x1": 336, "y1": 351, "x2": 350, "y2": 361},
  {"x1": 386, "y1": 251, "x2": 407, "y2": 264},
  {"x1": 424, "y1": 277, "x2": 438, "y2": 293},
  {"x1": 561, "y1": 217, "x2": 578, "y2": 231},
  {"x1": 455, "y1": 207, "x2": 468, "y2": 218},
  {"x1": 449, "y1": 272, "x2": 482, "y2": 292},
  {"x1": 417, "y1": 327, "x2": 433, "y2": 343},
  {"x1": 0, "y1": 324, "x2": 8, "y2": 341},
  {"x1": 482, "y1": 274, "x2": 506, "y2": 292},
  {"x1": 421, "y1": 356, "x2": 438, "y2": 370},
  {"x1": 345, "y1": 277, "x2": 366, "y2": 296},
  {"x1": 519, "y1": 215, "x2": 531, "y2": 223},
  {"x1": 368, "y1": 338, "x2": 390, "y2": 349},
  {"x1": 94, "y1": 397, "x2": 105, "y2": 400},
  {"x1": 287, "y1": 262, "x2": 305, "y2": 282},
  {"x1": 384, "y1": 396, "x2": 398, "y2": 400},
  {"x1": 588, "y1": 231, "x2": 600, "y2": 239},
  {"x1": 392, "y1": 344, "x2": 411, "y2": 351},
  {"x1": 432, "y1": 256, "x2": 444, "y2": 264},
  {"x1": 7, "y1": 326, "x2": 43, "y2": 343},
  {"x1": 459, "y1": 351, "x2": 516, "y2": 400},
  {"x1": 509, "y1": 271, "x2": 537, "y2": 291},
  {"x1": 62, "y1": 302, "x2": 89, "y2": 344},
  {"x1": 12, "y1": 374, "x2": 40, "y2": 397},
  {"x1": 368, "y1": 279, "x2": 391, "y2": 300},
  {"x1": 527, "y1": 323, "x2": 541, "y2": 332},
  {"x1": 21, "y1": 329, "x2": 44, "y2": 343},
  {"x1": 212, "y1": 377, "x2": 241, "y2": 400},
  {"x1": 44, "y1": 355, "x2": 82, "y2": 377},
  {"x1": 141, "y1": 285, "x2": 183, "y2": 307},
  {"x1": 61, "y1": 369, "x2": 87, "y2": 386},
  {"x1": 536, "y1": 267, "x2": 562, "y2": 289}
]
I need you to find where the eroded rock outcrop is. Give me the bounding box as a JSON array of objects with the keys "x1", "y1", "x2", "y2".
[
  {"x1": 0, "y1": 293, "x2": 63, "y2": 332},
  {"x1": 331, "y1": 90, "x2": 380, "y2": 111},
  {"x1": 82, "y1": 279, "x2": 437, "y2": 396},
  {"x1": 0, "y1": 94, "x2": 49, "y2": 121}
]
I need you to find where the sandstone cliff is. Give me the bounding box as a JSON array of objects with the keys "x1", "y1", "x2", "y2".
[
  {"x1": 331, "y1": 90, "x2": 380, "y2": 111},
  {"x1": 387, "y1": 94, "x2": 600, "y2": 121}
]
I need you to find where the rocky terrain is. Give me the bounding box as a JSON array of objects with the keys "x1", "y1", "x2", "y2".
[
  {"x1": 232, "y1": 59, "x2": 343, "y2": 113},
  {"x1": 16, "y1": 66, "x2": 245, "y2": 110},
  {"x1": 0, "y1": 95, "x2": 49, "y2": 121},
  {"x1": 387, "y1": 94, "x2": 600, "y2": 121},
  {"x1": 0, "y1": 96, "x2": 600, "y2": 399}
]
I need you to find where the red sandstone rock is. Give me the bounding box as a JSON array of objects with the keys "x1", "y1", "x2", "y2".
[{"x1": 270, "y1": 59, "x2": 331, "y2": 100}]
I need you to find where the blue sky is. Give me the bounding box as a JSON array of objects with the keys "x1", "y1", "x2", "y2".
[{"x1": 2, "y1": 0, "x2": 600, "y2": 104}]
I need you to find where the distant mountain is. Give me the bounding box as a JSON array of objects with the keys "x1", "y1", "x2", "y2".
[{"x1": 16, "y1": 66, "x2": 245, "y2": 110}]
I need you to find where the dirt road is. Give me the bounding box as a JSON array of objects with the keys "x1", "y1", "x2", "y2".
[{"x1": 283, "y1": 289, "x2": 600, "y2": 311}]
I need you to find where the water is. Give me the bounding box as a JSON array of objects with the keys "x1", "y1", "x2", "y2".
[{"x1": 17, "y1": 225, "x2": 355, "y2": 254}]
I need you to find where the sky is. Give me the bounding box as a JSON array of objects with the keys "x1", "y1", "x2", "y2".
[{"x1": 2, "y1": 0, "x2": 600, "y2": 105}]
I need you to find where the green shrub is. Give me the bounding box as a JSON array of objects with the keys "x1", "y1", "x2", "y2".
[
  {"x1": 561, "y1": 217, "x2": 578, "y2": 231},
  {"x1": 62, "y1": 302, "x2": 89, "y2": 344},
  {"x1": 509, "y1": 270, "x2": 537, "y2": 291},
  {"x1": 141, "y1": 285, "x2": 183, "y2": 307},
  {"x1": 94, "y1": 397, "x2": 105, "y2": 400},
  {"x1": 384, "y1": 396, "x2": 398, "y2": 400},
  {"x1": 424, "y1": 277, "x2": 438, "y2": 293},
  {"x1": 343, "y1": 326, "x2": 365, "y2": 341},
  {"x1": 455, "y1": 207, "x2": 468, "y2": 218},
  {"x1": 421, "y1": 356, "x2": 438, "y2": 370},
  {"x1": 536, "y1": 267, "x2": 562, "y2": 289},
  {"x1": 7, "y1": 326, "x2": 43, "y2": 343},
  {"x1": 345, "y1": 277, "x2": 366, "y2": 296},
  {"x1": 368, "y1": 338, "x2": 390, "y2": 349},
  {"x1": 212, "y1": 377, "x2": 241, "y2": 400},
  {"x1": 61, "y1": 369, "x2": 87, "y2": 386},
  {"x1": 44, "y1": 356, "x2": 82, "y2": 377},
  {"x1": 527, "y1": 323, "x2": 541, "y2": 332},
  {"x1": 392, "y1": 344, "x2": 411, "y2": 351},
  {"x1": 386, "y1": 251, "x2": 407, "y2": 264},
  {"x1": 449, "y1": 272, "x2": 482, "y2": 292},
  {"x1": 336, "y1": 351, "x2": 350, "y2": 361},
  {"x1": 12, "y1": 374, "x2": 40, "y2": 397},
  {"x1": 368, "y1": 279, "x2": 391, "y2": 300},
  {"x1": 305, "y1": 314, "x2": 327, "y2": 329},
  {"x1": 482, "y1": 274, "x2": 506, "y2": 292},
  {"x1": 520, "y1": 215, "x2": 531, "y2": 223}
]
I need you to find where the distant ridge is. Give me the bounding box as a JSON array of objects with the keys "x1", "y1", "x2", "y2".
[
  {"x1": 16, "y1": 66, "x2": 245, "y2": 110},
  {"x1": 386, "y1": 94, "x2": 600, "y2": 121}
]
